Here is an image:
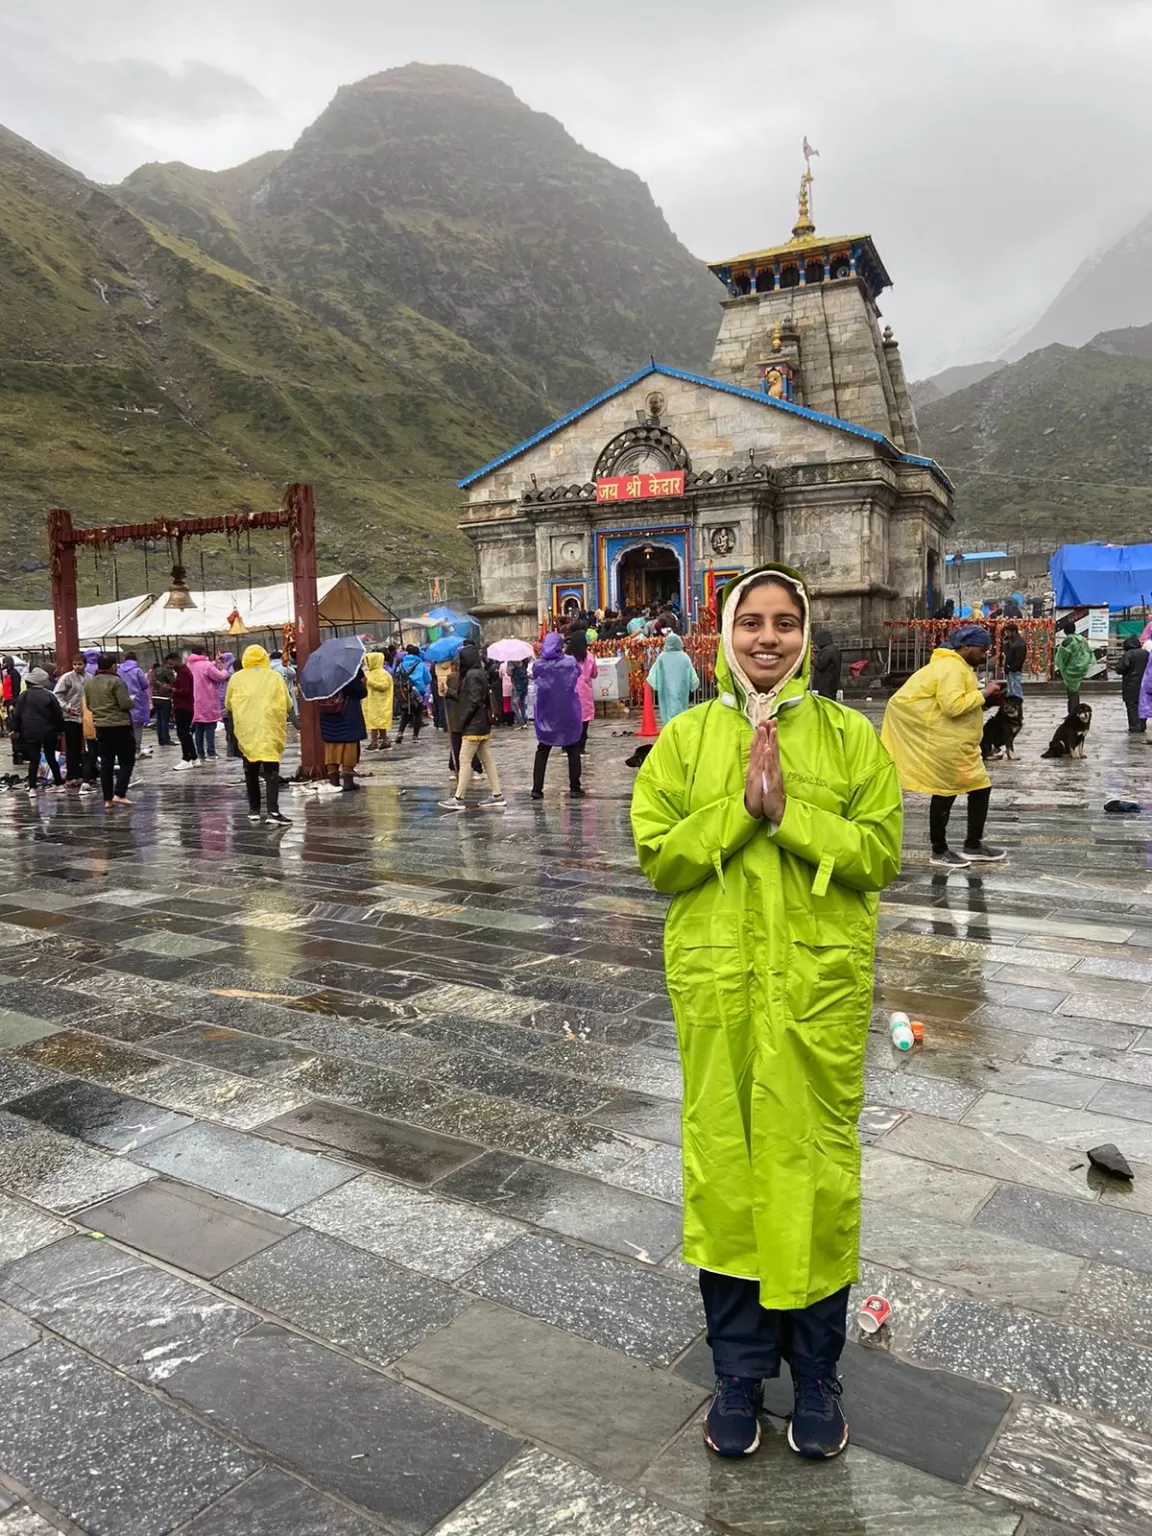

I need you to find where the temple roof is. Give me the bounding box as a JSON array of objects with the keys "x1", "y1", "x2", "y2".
[
  {"x1": 456, "y1": 361, "x2": 950, "y2": 491},
  {"x1": 708, "y1": 232, "x2": 891, "y2": 289}
]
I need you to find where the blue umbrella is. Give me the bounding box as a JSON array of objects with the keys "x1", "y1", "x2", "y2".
[
  {"x1": 298, "y1": 635, "x2": 366, "y2": 701},
  {"x1": 420, "y1": 606, "x2": 479, "y2": 638},
  {"x1": 424, "y1": 634, "x2": 465, "y2": 663}
]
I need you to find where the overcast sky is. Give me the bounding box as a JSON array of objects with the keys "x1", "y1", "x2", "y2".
[{"x1": 3, "y1": 0, "x2": 1150, "y2": 376}]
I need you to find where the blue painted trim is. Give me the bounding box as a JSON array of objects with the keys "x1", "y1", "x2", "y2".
[{"x1": 457, "y1": 360, "x2": 953, "y2": 495}]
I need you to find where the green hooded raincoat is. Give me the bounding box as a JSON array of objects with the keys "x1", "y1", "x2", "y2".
[{"x1": 630, "y1": 564, "x2": 903, "y2": 1309}]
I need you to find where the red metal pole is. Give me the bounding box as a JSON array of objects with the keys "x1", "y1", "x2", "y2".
[
  {"x1": 47, "y1": 509, "x2": 79, "y2": 677},
  {"x1": 287, "y1": 484, "x2": 322, "y2": 778}
]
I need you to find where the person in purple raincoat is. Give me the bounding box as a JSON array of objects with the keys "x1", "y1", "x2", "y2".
[
  {"x1": 117, "y1": 653, "x2": 153, "y2": 759},
  {"x1": 531, "y1": 633, "x2": 584, "y2": 800},
  {"x1": 216, "y1": 652, "x2": 240, "y2": 758}
]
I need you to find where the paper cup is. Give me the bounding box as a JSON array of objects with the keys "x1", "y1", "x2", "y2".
[{"x1": 858, "y1": 1294, "x2": 892, "y2": 1334}]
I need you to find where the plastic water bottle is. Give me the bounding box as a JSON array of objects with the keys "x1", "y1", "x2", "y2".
[{"x1": 889, "y1": 1011, "x2": 915, "y2": 1051}]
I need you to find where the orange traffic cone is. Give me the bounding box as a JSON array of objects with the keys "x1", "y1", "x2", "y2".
[{"x1": 637, "y1": 681, "x2": 660, "y2": 738}]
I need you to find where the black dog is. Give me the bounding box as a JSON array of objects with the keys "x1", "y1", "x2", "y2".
[
  {"x1": 625, "y1": 744, "x2": 653, "y2": 769},
  {"x1": 1041, "y1": 703, "x2": 1093, "y2": 759},
  {"x1": 981, "y1": 697, "x2": 1024, "y2": 760}
]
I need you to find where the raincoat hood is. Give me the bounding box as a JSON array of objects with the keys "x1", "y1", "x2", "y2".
[
  {"x1": 1124, "y1": 635, "x2": 1142, "y2": 651},
  {"x1": 458, "y1": 643, "x2": 482, "y2": 675},
  {"x1": 813, "y1": 629, "x2": 835, "y2": 649},
  {"x1": 663, "y1": 633, "x2": 684, "y2": 652},
  {"x1": 242, "y1": 645, "x2": 270, "y2": 670},
  {"x1": 717, "y1": 563, "x2": 811, "y2": 726},
  {"x1": 365, "y1": 651, "x2": 385, "y2": 674},
  {"x1": 541, "y1": 633, "x2": 564, "y2": 660}
]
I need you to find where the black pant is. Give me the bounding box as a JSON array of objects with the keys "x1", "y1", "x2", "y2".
[
  {"x1": 579, "y1": 720, "x2": 589, "y2": 753},
  {"x1": 929, "y1": 785, "x2": 991, "y2": 854},
  {"x1": 83, "y1": 738, "x2": 99, "y2": 784},
  {"x1": 243, "y1": 758, "x2": 280, "y2": 815},
  {"x1": 174, "y1": 708, "x2": 196, "y2": 762},
  {"x1": 63, "y1": 720, "x2": 84, "y2": 781},
  {"x1": 96, "y1": 725, "x2": 135, "y2": 801},
  {"x1": 1125, "y1": 696, "x2": 1145, "y2": 731},
  {"x1": 154, "y1": 698, "x2": 172, "y2": 745},
  {"x1": 25, "y1": 736, "x2": 62, "y2": 789},
  {"x1": 700, "y1": 1271, "x2": 849, "y2": 1380},
  {"x1": 398, "y1": 705, "x2": 423, "y2": 741},
  {"x1": 533, "y1": 742, "x2": 582, "y2": 793},
  {"x1": 1065, "y1": 688, "x2": 1081, "y2": 714}
]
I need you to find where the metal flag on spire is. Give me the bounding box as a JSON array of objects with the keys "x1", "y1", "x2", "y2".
[{"x1": 803, "y1": 136, "x2": 820, "y2": 165}]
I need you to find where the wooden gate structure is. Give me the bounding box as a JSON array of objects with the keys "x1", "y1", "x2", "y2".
[{"x1": 46, "y1": 483, "x2": 325, "y2": 777}]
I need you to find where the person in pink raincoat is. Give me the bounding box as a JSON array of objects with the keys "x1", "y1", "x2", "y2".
[
  {"x1": 565, "y1": 628, "x2": 598, "y2": 755},
  {"x1": 186, "y1": 649, "x2": 230, "y2": 760}
]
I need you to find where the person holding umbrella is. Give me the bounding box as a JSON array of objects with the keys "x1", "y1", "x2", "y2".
[
  {"x1": 299, "y1": 636, "x2": 370, "y2": 793},
  {"x1": 487, "y1": 638, "x2": 534, "y2": 728}
]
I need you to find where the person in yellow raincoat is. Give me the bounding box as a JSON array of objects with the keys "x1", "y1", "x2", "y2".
[
  {"x1": 881, "y1": 624, "x2": 1006, "y2": 869},
  {"x1": 631, "y1": 563, "x2": 902, "y2": 1463},
  {"x1": 363, "y1": 651, "x2": 394, "y2": 751},
  {"x1": 223, "y1": 645, "x2": 292, "y2": 826}
]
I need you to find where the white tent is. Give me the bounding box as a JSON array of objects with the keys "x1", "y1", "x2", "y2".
[
  {"x1": 0, "y1": 594, "x2": 152, "y2": 654},
  {"x1": 117, "y1": 573, "x2": 389, "y2": 641}
]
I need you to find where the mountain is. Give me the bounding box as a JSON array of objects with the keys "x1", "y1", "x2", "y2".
[
  {"x1": 0, "y1": 65, "x2": 722, "y2": 609},
  {"x1": 910, "y1": 360, "x2": 1006, "y2": 409},
  {"x1": 916, "y1": 323, "x2": 1152, "y2": 546},
  {"x1": 1004, "y1": 211, "x2": 1152, "y2": 360},
  {"x1": 116, "y1": 63, "x2": 721, "y2": 440}
]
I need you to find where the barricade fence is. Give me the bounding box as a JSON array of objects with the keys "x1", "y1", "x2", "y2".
[{"x1": 884, "y1": 619, "x2": 1057, "y2": 683}]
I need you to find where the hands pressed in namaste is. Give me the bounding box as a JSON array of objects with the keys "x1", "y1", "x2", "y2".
[{"x1": 744, "y1": 720, "x2": 786, "y2": 823}]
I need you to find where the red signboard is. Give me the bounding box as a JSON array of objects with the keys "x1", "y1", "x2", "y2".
[{"x1": 595, "y1": 471, "x2": 685, "y2": 503}]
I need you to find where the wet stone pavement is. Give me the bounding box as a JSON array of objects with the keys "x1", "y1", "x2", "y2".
[{"x1": 0, "y1": 697, "x2": 1151, "y2": 1533}]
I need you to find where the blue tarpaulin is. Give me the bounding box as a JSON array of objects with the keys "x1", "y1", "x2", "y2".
[{"x1": 1049, "y1": 544, "x2": 1152, "y2": 610}]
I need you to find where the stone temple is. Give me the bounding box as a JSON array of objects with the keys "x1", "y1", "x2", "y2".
[{"x1": 459, "y1": 171, "x2": 953, "y2": 637}]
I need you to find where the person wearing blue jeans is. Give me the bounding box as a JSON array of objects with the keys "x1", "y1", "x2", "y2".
[
  {"x1": 1001, "y1": 624, "x2": 1026, "y2": 701},
  {"x1": 193, "y1": 721, "x2": 217, "y2": 759}
]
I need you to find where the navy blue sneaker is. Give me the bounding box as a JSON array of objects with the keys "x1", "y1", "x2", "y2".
[
  {"x1": 788, "y1": 1372, "x2": 848, "y2": 1458},
  {"x1": 704, "y1": 1375, "x2": 763, "y2": 1457}
]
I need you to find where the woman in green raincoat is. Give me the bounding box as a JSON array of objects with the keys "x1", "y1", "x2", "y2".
[{"x1": 631, "y1": 564, "x2": 902, "y2": 1462}]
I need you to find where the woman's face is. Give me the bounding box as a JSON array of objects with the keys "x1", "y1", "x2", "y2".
[{"x1": 731, "y1": 581, "x2": 806, "y2": 691}]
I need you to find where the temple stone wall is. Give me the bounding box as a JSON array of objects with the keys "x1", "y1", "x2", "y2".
[{"x1": 709, "y1": 280, "x2": 913, "y2": 446}]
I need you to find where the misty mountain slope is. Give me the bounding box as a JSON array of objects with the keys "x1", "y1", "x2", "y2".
[
  {"x1": 0, "y1": 124, "x2": 510, "y2": 606},
  {"x1": 120, "y1": 64, "x2": 722, "y2": 418},
  {"x1": 116, "y1": 153, "x2": 287, "y2": 278},
  {"x1": 1005, "y1": 211, "x2": 1152, "y2": 359},
  {"x1": 917, "y1": 339, "x2": 1152, "y2": 545},
  {"x1": 910, "y1": 360, "x2": 1006, "y2": 408}
]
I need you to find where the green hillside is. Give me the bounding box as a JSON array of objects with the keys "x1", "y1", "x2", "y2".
[{"x1": 916, "y1": 335, "x2": 1152, "y2": 547}]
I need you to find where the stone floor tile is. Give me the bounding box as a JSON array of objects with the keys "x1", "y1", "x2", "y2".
[
  {"x1": 291, "y1": 1055, "x2": 449, "y2": 1120},
  {"x1": 1066, "y1": 1262, "x2": 1152, "y2": 1349},
  {"x1": 414, "y1": 982, "x2": 540, "y2": 1024},
  {"x1": 116, "y1": 930, "x2": 232, "y2": 959},
  {"x1": 165, "y1": 1323, "x2": 519, "y2": 1533},
  {"x1": 849, "y1": 1262, "x2": 953, "y2": 1350},
  {"x1": 433, "y1": 1447, "x2": 707, "y2": 1535},
  {"x1": 966, "y1": 1005, "x2": 1140, "y2": 1049},
  {"x1": 974, "y1": 1183, "x2": 1152, "y2": 1273},
  {"x1": 14, "y1": 1030, "x2": 160, "y2": 1089},
  {"x1": 0, "y1": 1014, "x2": 60, "y2": 1050},
  {"x1": 295, "y1": 1174, "x2": 520, "y2": 1280},
  {"x1": 913, "y1": 1293, "x2": 1152, "y2": 1434},
  {"x1": 677, "y1": 1331, "x2": 1010, "y2": 1483},
  {"x1": 0, "y1": 1111, "x2": 154, "y2": 1213},
  {"x1": 0, "y1": 1059, "x2": 64, "y2": 1108},
  {"x1": 0, "y1": 1338, "x2": 255, "y2": 1535},
  {"x1": 285, "y1": 1017, "x2": 447, "y2": 1074},
  {"x1": 5, "y1": 1079, "x2": 191, "y2": 1155},
  {"x1": 0, "y1": 1196, "x2": 68, "y2": 1266},
  {"x1": 878, "y1": 1113, "x2": 1095, "y2": 1198},
  {"x1": 127, "y1": 1060, "x2": 310, "y2": 1130},
  {"x1": 860, "y1": 1200, "x2": 1087, "y2": 1314},
  {"x1": 137, "y1": 1024, "x2": 318, "y2": 1081},
  {"x1": 0, "y1": 1507, "x2": 65, "y2": 1533},
  {"x1": 261, "y1": 1100, "x2": 484, "y2": 1184},
  {"x1": 127, "y1": 1121, "x2": 355, "y2": 1214},
  {"x1": 398, "y1": 1301, "x2": 707, "y2": 1482},
  {"x1": 862, "y1": 1145, "x2": 996, "y2": 1221},
  {"x1": 588, "y1": 1091, "x2": 682, "y2": 1146},
  {"x1": 860, "y1": 1067, "x2": 980, "y2": 1121},
  {"x1": 643, "y1": 1415, "x2": 1022, "y2": 1535},
  {"x1": 857, "y1": 1104, "x2": 907, "y2": 1143},
  {"x1": 1088, "y1": 1080, "x2": 1152, "y2": 1124},
  {"x1": 75, "y1": 1177, "x2": 296, "y2": 1278},
  {"x1": 436, "y1": 1150, "x2": 682, "y2": 1262},
  {"x1": 605, "y1": 1141, "x2": 682, "y2": 1204},
  {"x1": 1023, "y1": 1037, "x2": 1152, "y2": 1091},
  {"x1": 219, "y1": 1228, "x2": 469, "y2": 1363},
  {"x1": 181, "y1": 1467, "x2": 383, "y2": 1535},
  {"x1": 978, "y1": 1398, "x2": 1152, "y2": 1536},
  {"x1": 963, "y1": 1092, "x2": 1152, "y2": 1162},
  {"x1": 467, "y1": 1234, "x2": 703, "y2": 1366},
  {"x1": 428, "y1": 1052, "x2": 613, "y2": 1116},
  {"x1": 0, "y1": 1233, "x2": 254, "y2": 1383},
  {"x1": 0, "y1": 1304, "x2": 38, "y2": 1361}
]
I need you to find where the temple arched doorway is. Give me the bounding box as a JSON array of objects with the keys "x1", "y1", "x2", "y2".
[{"x1": 616, "y1": 543, "x2": 682, "y2": 611}]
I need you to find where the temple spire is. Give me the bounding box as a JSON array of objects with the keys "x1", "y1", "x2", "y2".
[{"x1": 792, "y1": 136, "x2": 819, "y2": 241}]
